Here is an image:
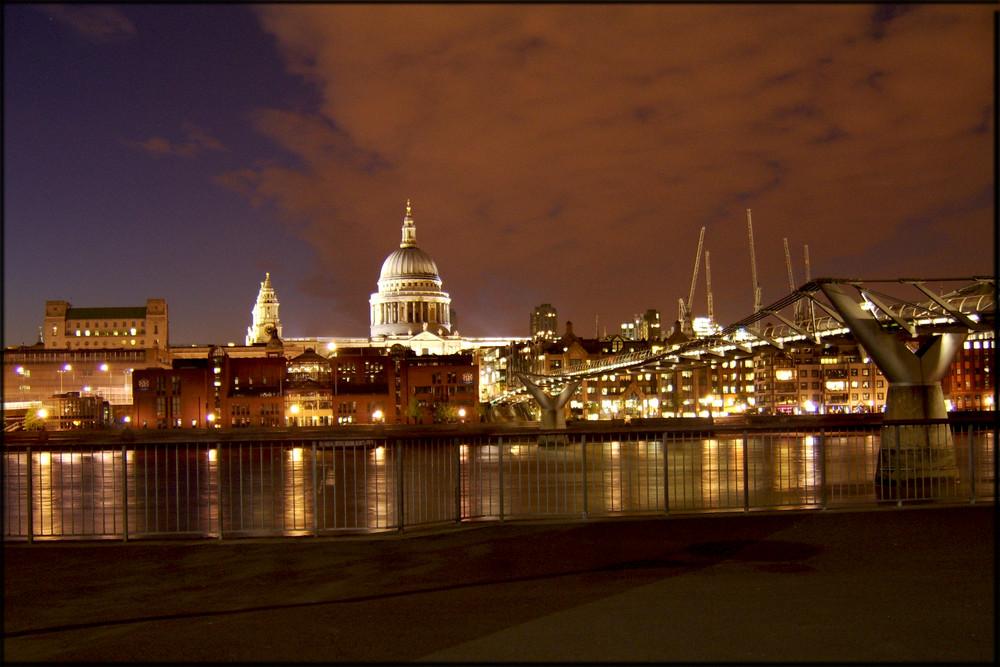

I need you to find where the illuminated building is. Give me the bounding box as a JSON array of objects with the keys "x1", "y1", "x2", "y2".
[
  {"x1": 621, "y1": 310, "x2": 662, "y2": 341},
  {"x1": 750, "y1": 342, "x2": 886, "y2": 415},
  {"x1": 400, "y1": 352, "x2": 479, "y2": 424},
  {"x1": 246, "y1": 273, "x2": 283, "y2": 345},
  {"x1": 369, "y1": 201, "x2": 454, "y2": 340},
  {"x1": 943, "y1": 332, "x2": 995, "y2": 411},
  {"x1": 132, "y1": 347, "x2": 285, "y2": 428},
  {"x1": 530, "y1": 304, "x2": 558, "y2": 341},
  {"x1": 284, "y1": 348, "x2": 334, "y2": 426},
  {"x1": 31, "y1": 392, "x2": 111, "y2": 430},
  {"x1": 327, "y1": 347, "x2": 394, "y2": 425},
  {"x1": 3, "y1": 347, "x2": 165, "y2": 427},
  {"x1": 44, "y1": 299, "x2": 168, "y2": 351}
]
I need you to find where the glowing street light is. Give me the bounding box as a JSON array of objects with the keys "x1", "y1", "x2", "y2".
[
  {"x1": 457, "y1": 407, "x2": 467, "y2": 423},
  {"x1": 58, "y1": 364, "x2": 72, "y2": 393},
  {"x1": 372, "y1": 409, "x2": 384, "y2": 423}
]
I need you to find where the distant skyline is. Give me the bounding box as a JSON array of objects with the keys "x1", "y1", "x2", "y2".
[{"x1": 4, "y1": 4, "x2": 994, "y2": 347}]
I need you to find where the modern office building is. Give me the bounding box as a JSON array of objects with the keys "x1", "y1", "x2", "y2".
[{"x1": 530, "y1": 304, "x2": 558, "y2": 341}]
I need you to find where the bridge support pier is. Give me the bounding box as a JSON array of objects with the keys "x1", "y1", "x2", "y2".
[
  {"x1": 516, "y1": 373, "x2": 580, "y2": 430},
  {"x1": 879, "y1": 384, "x2": 956, "y2": 485},
  {"x1": 819, "y1": 283, "x2": 965, "y2": 485}
]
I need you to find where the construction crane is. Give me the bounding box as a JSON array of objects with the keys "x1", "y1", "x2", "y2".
[
  {"x1": 704, "y1": 250, "x2": 714, "y2": 324},
  {"x1": 804, "y1": 244, "x2": 815, "y2": 325},
  {"x1": 783, "y1": 237, "x2": 801, "y2": 322},
  {"x1": 679, "y1": 226, "x2": 705, "y2": 335},
  {"x1": 747, "y1": 209, "x2": 762, "y2": 312}
]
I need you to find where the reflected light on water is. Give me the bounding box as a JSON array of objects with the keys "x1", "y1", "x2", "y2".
[{"x1": 291, "y1": 447, "x2": 303, "y2": 462}]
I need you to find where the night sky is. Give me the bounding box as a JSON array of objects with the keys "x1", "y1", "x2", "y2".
[{"x1": 4, "y1": 4, "x2": 994, "y2": 347}]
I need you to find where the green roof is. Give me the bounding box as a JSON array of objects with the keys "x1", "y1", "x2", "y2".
[{"x1": 64, "y1": 307, "x2": 147, "y2": 320}]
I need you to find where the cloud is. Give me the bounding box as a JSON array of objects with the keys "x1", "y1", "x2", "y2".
[
  {"x1": 35, "y1": 4, "x2": 136, "y2": 43},
  {"x1": 129, "y1": 123, "x2": 226, "y2": 158},
  {"x1": 230, "y1": 4, "x2": 992, "y2": 335}
]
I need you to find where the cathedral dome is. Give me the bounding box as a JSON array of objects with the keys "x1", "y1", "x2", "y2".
[
  {"x1": 369, "y1": 201, "x2": 452, "y2": 339},
  {"x1": 378, "y1": 246, "x2": 441, "y2": 283}
]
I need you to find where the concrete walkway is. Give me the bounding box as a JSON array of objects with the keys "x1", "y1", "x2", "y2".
[{"x1": 4, "y1": 504, "x2": 995, "y2": 663}]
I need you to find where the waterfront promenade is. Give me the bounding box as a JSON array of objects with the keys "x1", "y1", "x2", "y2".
[{"x1": 4, "y1": 504, "x2": 995, "y2": 663}]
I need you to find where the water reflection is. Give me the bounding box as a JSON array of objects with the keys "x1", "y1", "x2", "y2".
[{"x1": 4, "y1": 429, "x2": 995, "y2": 539}]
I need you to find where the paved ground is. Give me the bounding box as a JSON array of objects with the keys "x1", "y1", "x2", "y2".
[{"x1": 3, "y1": 504, "x2": 995, "y2": 664}]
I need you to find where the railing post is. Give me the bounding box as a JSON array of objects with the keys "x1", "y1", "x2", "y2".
[
  {"x1": 396, "y1": 440, "x2": 405, "y2": 533},
  {"x1": 894, "y1": 424, "x2": 903, "y2": 507},
  {"x1": 312, "y1": 441, "x2": 319, "y2": 535},
  {"x1": 818, "y1": 429, "x2": 827, "y2": 511},
  {"x1": 217, "y1": 446, "x2": 224, "y2": 540},
  {"x1": 26, "y1": 446, "x2": 33, "y2": 544},
  {"x1": 454, "y1": 438, "x2": 462, "y2": 524},
  {"x1": 967, "y1": 424, "x2": 976, "y2": 504},
  {"x1": 498, "y1": 436, "x2": 504, "y2": 523},
  {"x1": 742, "y1": 430, "x2": 750, "y2": 512},
  {"x1": 122, "y1": 443, "x2": 129, "y2": 542},
  {"x1": 581, "y1": 434, "x2": 588, "y2": 520},
  {"x1": 662, "y1": 433, "x2": 669, "y2": 517}
]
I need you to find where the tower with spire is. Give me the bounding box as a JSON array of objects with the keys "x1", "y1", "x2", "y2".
[{"x1": 246, "y1": 272, "x2": 283, "y2": 345}]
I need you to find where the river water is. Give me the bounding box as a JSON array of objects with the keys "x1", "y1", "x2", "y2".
[{"x1": 4, "y1": 429, "x2": 993, "y2": 539}]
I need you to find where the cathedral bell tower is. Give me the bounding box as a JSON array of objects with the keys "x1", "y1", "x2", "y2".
[{"x1": 247, "y1": 273, "x2": 283, "y2": 345}]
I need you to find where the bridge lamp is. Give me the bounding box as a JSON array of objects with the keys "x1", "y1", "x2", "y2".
[{"x1": 458, "y1": 407, "x2": 466, "y2": 422}]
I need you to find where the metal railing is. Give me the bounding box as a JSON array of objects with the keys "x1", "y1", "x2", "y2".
[{"x1": 3, "y1": 416, "x2": 994, "y2": 541}]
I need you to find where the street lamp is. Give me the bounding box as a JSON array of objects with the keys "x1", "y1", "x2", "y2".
[
  {"x1": 372, "y1": 408, "x2": 384, "y2": 424},
  {"x1": 58, "y1": 364, "x2": 72, "y2": 393},
  {"x1": 458, "y1": 407, "x2": 466, "y2": 423}
]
